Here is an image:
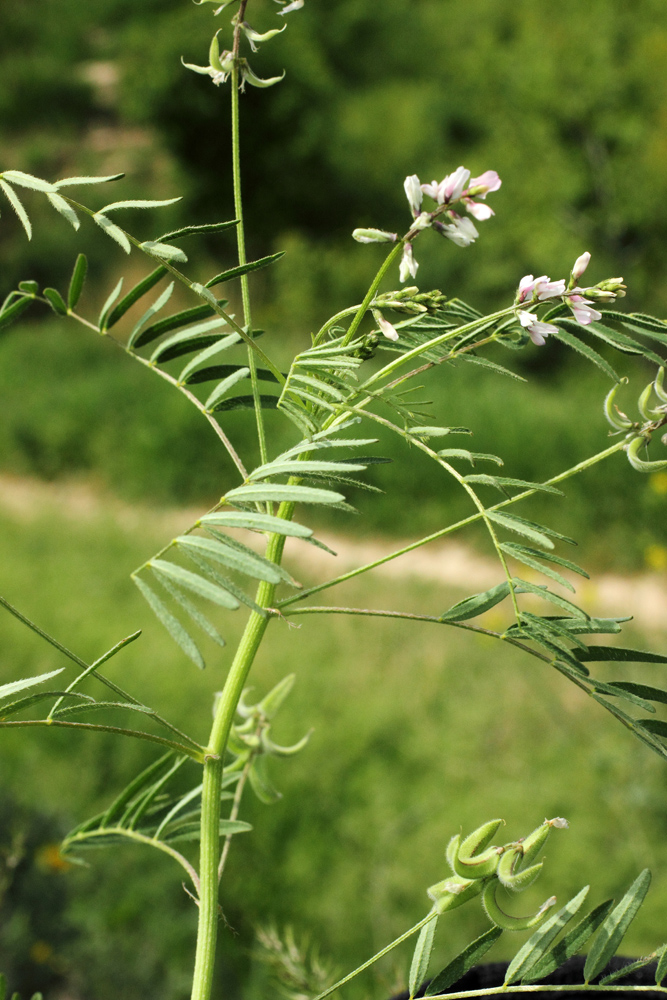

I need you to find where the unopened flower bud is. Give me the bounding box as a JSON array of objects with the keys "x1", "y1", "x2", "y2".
[
  {"x1": 372, "y1": 309, "x2": 399, "y2": 341},
  {"x1": 404, "y1": 174, "x2": 423, "y2": 217},
  {"x1": 352, "y1": 228, "x2": 397, "y2": 244},
  {"x1": 399, "y1": 243, "x2": 419, "y2": 283},
  {"x1": 572, "y1": 251, "x2": 591, "y2": 281},
  {"x1": 597, "y1": 277, "x2": 627, "y2": 297}
]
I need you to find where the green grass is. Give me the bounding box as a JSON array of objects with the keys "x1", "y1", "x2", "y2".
[{"x1": 1, "y1": 491, "x2": 667, "y2": 999}]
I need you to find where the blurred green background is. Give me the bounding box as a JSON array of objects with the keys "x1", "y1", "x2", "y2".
[{"x1": 2, "y1": 0, "x2": 667, "y2": 998}]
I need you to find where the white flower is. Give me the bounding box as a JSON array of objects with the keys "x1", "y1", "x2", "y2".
[
  {"x1": 399, "y1": 243, "x2": 418, "y2": 283},
  {"x1": 404, "y1": 174, "x2": 423, "y2": 217},
  {"x1": 518, "y1": 310, "x2": 557, "y2": 346},
  {"x1": 435, "y1": 215, "x2": 479, "y2": 247},
  {"x1": 534, "y1": 277, "x2": 566, "y2": 300},
  {"x1": 377, "y1": 315, "x2": 399, "y2": 341},
  {"x1": 276, "y1": 0, "x2": 304, "y2": 13}
]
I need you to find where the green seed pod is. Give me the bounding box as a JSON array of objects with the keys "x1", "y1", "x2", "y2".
[
  {"x1": 626, "y1": 436, "x2": 667, "y2": 472},
  {"x1": 257, "y1": 674, "x2": 296, "y2": 720},
  {"x1": 518, "y1": 821, "x2": 551, "y2": 868},
  {"x1": 452, "y1": 819, "x2": 503, "y2": 880},
  {"x1": 638, "y1": 382, "x2": 659, "y2": 421},
  {"x1": 655, "y1": 367, "x2": 667, "y2": 405},
  {"x1": 428, "y1": 875, "x2": 484, "y2": 914},
  {"x1": 603, "y1": 380, "x2": 633, "y2": 431},
  {"x1": 446, "y1": 834, "x2": 461, "y2": 873},
  {"x1": 482, "y1": 880, "x2": 556, "y2": 931}
]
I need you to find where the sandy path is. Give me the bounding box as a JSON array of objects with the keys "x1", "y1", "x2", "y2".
[{"x1": 0, "y1": 474, "x2": 665, "y2": 634}]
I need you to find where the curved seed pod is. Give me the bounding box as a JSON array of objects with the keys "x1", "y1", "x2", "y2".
[
  {"x1": 496, "y1": 845, "x2": 522, "y2": 885},
  {"x1": 655, "y1": 367, "x2": 667, "y2": 405},
  {"x1": 638, "y1": 382, "x2": 659, "y2": 421},
  {"x1": 257, "y1": 674, "x2": 295, "y2": 719},
  {"x1": 501, "y1": 859, "x2": 543, "y2": 892},
  {"x1": 518, "y1": 821, "x2": 551, "y2": 867},
  {"x1": 482, "y1": 880, "x2": 556, "y2": 931},
  {"x1": 604, "y1": 380, "x2": 633, "y2": 430},
  {"x1": 446, "y1": 834, "x2": 461, "y2": 873},
  {"x1": 452, "y1": 819, "x2": 503, "y2": 879},
  {"x1": 428, "y1": 875, "x2": 485, "y2": 915},
  {"x1": 626, "y1": 436, "x2": 667, "y2": 472}
]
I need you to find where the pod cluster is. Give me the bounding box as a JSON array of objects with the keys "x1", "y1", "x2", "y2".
[
  {"x1": 605, "y1": 368, "x2": 667, "y2": 473},
  {"x1": 427, "y1": 817, "x2": 568, "y2": 931}
]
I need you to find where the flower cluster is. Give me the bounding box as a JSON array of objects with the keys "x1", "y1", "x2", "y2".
[
  {"x1": 515, "y1": 252, "x2": 626, "y2": 346},
  {"x1": 352, "y1": 166, "x2": 501, "y2": 314}
]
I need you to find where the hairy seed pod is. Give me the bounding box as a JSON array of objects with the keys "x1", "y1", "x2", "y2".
[
  {"x1": 603, "y1": 380, "x2": 633, "y2": 431},
  {"x1": 446, "y1": 834, "x2": 461, "y2": 873},
  {"x1": 428, "y1": 875, "x2": 485, "y2": 914},
  {"x1": 655, "y1": 367, "x2": 667, "y2": 405},
  {"x1": 453, "y1": 819, "x2": 503, "y2": 880},
  {"x1": 518, "y1": 821, "x2": 551, "y2": 867},
  {"x1": 638, "y1": 382, "x2": 659, "y2": 421},
  {"x1": 482, "y1": 880, "x2": 556, "y2": 931}
]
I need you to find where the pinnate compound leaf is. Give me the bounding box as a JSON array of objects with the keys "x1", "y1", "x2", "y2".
[
  {"x1": 200, "y1": 511, "x2": 313, "y2": 539},
  {"x1": 150, "y1": 560, "x2": 240, "y2": 609},
  {"x1": 486, "y1": 510, "x2": 575, "y2": 548},
  {"x1": 225, "y1": 483, "x2": 345, "y2": 506},
  {"x1": 550, "y1": 324, "x2": 620, "y2": 381},
  {"x1": 181, "y1": 533, "x2": 298, "y2": 587},
  {"x1": 55, "y1": 173, "x2": 125, "y2": 187},
  {"x1": 140, "y1": 241, "x2": 188, "y2": 263},
  {"x1": 204, "y1": 367, "x2": 250, "y2": 410},
  {"x1": 156, "y1": 219, "x2": 238, "y2": 241},
  {"x1": 440, "y1": 581, "x2": 511, "y2": 622},
  {"x1": 99, "y1": 197, "x2": 182, "y2": 214},
  {"x1": 154, "y1": 570, "x2": 226, "y2": 647},
  {"x1": 127, "y1": 282, "x2": 175, "y2": 348},
  {"x1": 425, "y1": 926, "x2": 502, "y2": 995},
  {"x1": 139, "y1": 302, "x2": 228, "y2": 352},
  {"x1": 0, "y1": 668, "x2": 64, "y2": 703},
  {"x1": 100, "y1": 752, "x2": 176, "y2": 827},
  {"x1": 43, "y1": 288, "x2": 68, "y2": 316},
  {"x1": 105, "y1": 266, "x2": 168, "y2": 329},
  {"x1": 0, "y1": 296, "x2": 33, "y2": 331},
  {"x1": 68, "y1": 254, "x2": 88, "y2": 310},
  {"x1": 46, "y1": 192, "x2": 80, "y2": 230},
  {"x1": 524, "y1": 899, "x2": 614, "y2": 982},
  {"x1": 575, "y1": 646, "x2": 667, "y2": 664},
  {"x1": 0, "y1": 180, "x2": 32, "y2": 238},
  {"x1": 98, "y1": 277, "x2": 124, "y2": 329},
  {"x1": 204, "y1": 251, "x2": 285, "y2": 288},
  {"x1": 211, "y1": 394, "x2": 279, "y2": 413},
  {"x1": 513, "y1": 577, "x2": 589, "y2": 619},
  {"x1": 93, "y1": 213, "x2": 131, "y2": 253},
  {"x1": 464, "y1": 475, "x2": 563, "y2": 495},
  {"x1": 600, "y1": 956, "x2": 659, "y2": 986},
  {"x1": 501, "y1": 543, "x2": 574, "y2": 592},
  {"x1": 656, "y1": 944, "x2": 667, "y2": 985},
  {"x1": 504, "y1": 544, "x2": 588, "y2": 579},
  {"x1": 583, "y1": 870, "x2": 651, "y2": 982},
  {"x1": 409, "y1": 915, "x2": 438, "y2": 999},
  {"x1": 2, "y1": 170, "x2": 56, "y2": 192},
  {"x1": 504, "y1": 886, "x2": 589, "y2": 985},
  {"x1": 133, "y1": 575, "x2": 205, "y2": 669}
]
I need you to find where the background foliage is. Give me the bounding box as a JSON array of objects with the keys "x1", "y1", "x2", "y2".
[{"x1": 2, "y1": 1, "x2": 667, "y2": 998}]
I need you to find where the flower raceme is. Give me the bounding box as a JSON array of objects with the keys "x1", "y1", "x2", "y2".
[{"x1": 515, "y1": 253, "x2": 627, "y2": 346}]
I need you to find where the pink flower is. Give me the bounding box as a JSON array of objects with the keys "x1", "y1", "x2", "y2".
[
  {"x1": 567, "y1": 294, "x2": 601, "y2": 326},
  {"x1": 572, "y1": 251, "x2": 591, "y2": 281},
  {"x1": 534, "y1": 277, "x2": 566, "y2": 300},
  {"x1": 422, "y1": 166, "x2": 471, "y2": 205},
  {"x1": 399, "y1": 243, "x2": 418, "y2": 283},
  {"x1": 467, "y1": 171, "x2": 502, "y2": 197},
  {"x1": 464, "y1": 200, "x2": 494, "y2": 221},
  {"x1": 517, "y1": 274, "x2": 537, "y2": 303},
  {"x1": 518, "y1": 310, "x2": 557, "y2": 346}
]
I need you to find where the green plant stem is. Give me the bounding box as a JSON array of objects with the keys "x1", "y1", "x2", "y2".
[
  {"x1": 231, "y1": 55, "x2": 267, "y2": 465},
  {"x1": 277, "y1": 438, "x2": 627, "y2": 608},
  {"x1": 190, "y1": 514, "x2": 292, "y2": 1000},
  {"x1": 341, "y1": 241, "x2": 404, "y2": 347}
]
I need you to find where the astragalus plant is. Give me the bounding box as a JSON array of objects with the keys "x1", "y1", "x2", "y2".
[{"x1": 2, "y1": 3, "x2": 667, "y2": 1000}]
